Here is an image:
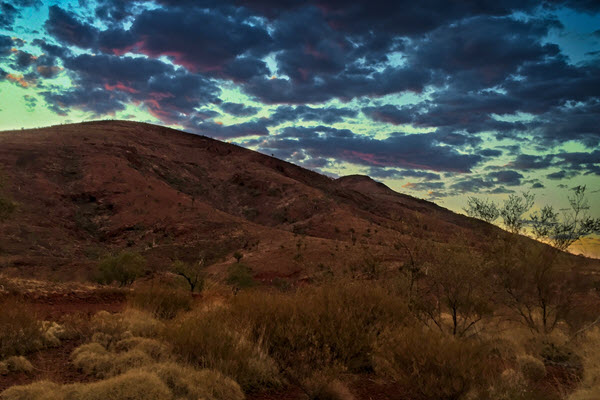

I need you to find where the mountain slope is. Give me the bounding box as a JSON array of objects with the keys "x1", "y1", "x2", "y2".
[{"x1": 0, "y1": 121, "x2": 593, "y2": 281}]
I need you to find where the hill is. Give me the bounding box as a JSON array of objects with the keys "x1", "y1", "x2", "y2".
[{"x1": 0, "y1": 120, "x2": 595, "y2": 281}]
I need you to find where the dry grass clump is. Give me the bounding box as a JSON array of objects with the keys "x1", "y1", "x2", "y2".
[
  {"x1": 142, "y1": 362, "x2": 244, "y2": 400},
  {"x1": 72, "y1": 346, "x2": 153, "y2": 378},
  {"x1": 0, "y1": 366, "x2": 244, "y2": 400},
  {"x1": 164, "y1": 308, "x2": 281, "y2": 392},
  {"x1": 303, "y1": 373, "x2": 355, "y2": 400},
  {"x1": 88, "y1": 309, "x2": 162, "y2": 348},
  {"x1": 0, "y1": 381, "x2": 63, "y2": 400},
  {"x1": 0, "y1": 298, "x2": 43, "y2": 358},
  {"x1": 0, "y1": 356, "x2": 33, "y2": 375},
  {"x1": 373, "y1": 327, "x2": 494, "y2": 400},
  {"x1": 128, "y1": 284, "x2": 192, "y2": 319},
  {"x1": 0, "y1": 370, "x2": 171, "y2": 400},
  {"x1": 113, "y1": 337, "x2": 171, "y2": 360}
]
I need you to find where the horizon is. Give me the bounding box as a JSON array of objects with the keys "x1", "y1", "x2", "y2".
[{"x1": 0, "y1": 0, "x2": 599, "y2": 255}]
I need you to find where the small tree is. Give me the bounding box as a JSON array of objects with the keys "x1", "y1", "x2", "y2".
[
  {"x1": 491, "y1": 242, "x2": 576, "y2": 334},
  {"x1": 530, "y1": 185, "x2": 600, "y2": 251},
  {"x1": 464, "y1": 197, "x2": 500, "y2": 223},
  {"x1": 233, "y1": 251, "x2": 243, "y2": 263},
  {"x1": 415, "y1": 247, "x2": 491, "y2": 336},
  {"x1": 171, "y1": 258, "x2": 205, "y2": 293},
  {"x1": 97, "y1": 251, "x2": 146, "y2": 286},
  {"x1": 499, "y1": 191, "x2": 534, "y2": 234},
  {"x1": 0, "y1": 197, "x2": 15, "y2": 222}
]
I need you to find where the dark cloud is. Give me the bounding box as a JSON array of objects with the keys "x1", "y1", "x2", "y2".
[
  {"x1": 42, "y1": 53, "x2": 221, "y2": 122},
  {"x1": 0, "y1": 35, "x2": 13, "y2": 56},
  {"x1": 45, "y1": 5, "x2": 99, "y2": 48},
  {"x1": 407, "y1": 16, "x2": 561, "y2": 90},
  {"x1": 256, "y1": 126, "x2": 485, "y2": 172},
  {"x1": 362, "y1": 104, "x2": 414, "y2": 125},
  {"x1": 0, "y1": 2, "x2": 19, "y2": 29},
  {"x1": 220, "y1": 102, "x2": 259, "y2": 117},
  {"x1": 189, "y1": 118, "x2": 271, "y2": 139},
  {"x1": 509, "y1": 154, "x2": 555, "y2": 170},
  {"x1": 245, "y1": 66, "x2": 431, "y2": 104},
  {"x1": 487, "y1": 170, "x2": 524, "y2": 186},
  {"x1": 367, "y1": 167, "x2": 441, "y2": 180},
  {"x1": 12, "y1": 50, "x2": 36, "y2": 70},
  {"x1": 108, "y1": 7, "x2": 272, "y2": 76},
  {"x1": 270, "y1": 105, "x2": 357, "y2": 124}
]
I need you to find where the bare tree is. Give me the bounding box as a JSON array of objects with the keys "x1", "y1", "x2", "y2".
[
  {"x1": 415, "y1": 247, "x2": 492, "y2": 336},
  {"x1": 464, "y1": 197, "x2": 500, "y2": 223},
  {"x1": 499, "y1": 191, "x2": 535, "y2": 234},
  {"x1": 530, "y1": 185, "x2": 600, "y2": 251},
  {"x1": 491, "y1": 240, "x2": 576, "y2": 334}
]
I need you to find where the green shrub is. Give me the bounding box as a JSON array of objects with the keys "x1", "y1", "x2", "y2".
[
  {"x1": 96, "y1": 252, "x2": 146, "y2": 286},
  {"x1": 226, "y1": 263, "x2": 256, "y2": 289},
  {"x1": 0, "y1": 197, "x2": 15, "y2": 221},
  {"x1": 0, "y1": 298, "x2": 43, "y2": 358},
  {"x1": 128, "y1": 284, "x2": 192, "y2": 319}
]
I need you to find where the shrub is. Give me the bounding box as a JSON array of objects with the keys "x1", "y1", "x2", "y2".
[
  {"x1": 226, "y1": 263, "x2": 256, "y2": 290},
  {"x1": 518, "y1": 355, "x2": 546, "y2": 382},
  {"x1": 163, "y1": 309, "x2": 281, "y2": 392},
  {"x1": 128, "y1": 284, "x2": 192, "y2": 319},
  {"x1": 0, "y1": 356, "x2": 33, "y2": 375},
  {"x1": 373, "y1": 327, "x2": 494, "y2": 400},
  {"x1": 0, "y1": 298, "x2": 43, "y2": 358},
  {"x1": 231, "y1": 281, "x2": 409, "y2": 376},
  {"x1": 96, "y1": 252, "x2": 146, "y2": 286}
]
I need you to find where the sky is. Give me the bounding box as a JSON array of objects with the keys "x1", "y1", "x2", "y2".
[{"x1": 0, "y1": 0, "x2": 599, "y2": 254}]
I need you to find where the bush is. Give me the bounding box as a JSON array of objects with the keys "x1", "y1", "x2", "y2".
[
  {"x1": 96, "y1": 252, "x2": 146, "y2": 286},
  {"x1": 0, "y1": 356, "x2": 33, "y2": 375},
  {"x1": 163, "y1": 309, "x2": 281, "y2": 392},
  {"x1": 0, "y1": 298, "x2": 43, "y2": 358},
  {"x1": 518, "y1": 355, "x2": 546, "y2": 382},
  {"x1": 373, "y1": 327, "x2": 494, "y2": 400},
  {"x1": 226, "y1": 263, "x2": 256, "y2": 290},
  {"x1": 231, "y1": 281, "x2": 409, "y2": 376},
  {"x1": 128, "y1": 284, "x2": 192, "y2": 319}
]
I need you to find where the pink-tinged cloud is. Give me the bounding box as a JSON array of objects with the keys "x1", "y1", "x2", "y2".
[
  {"x1": 104, "y1": 82, "x2": 139, "y2": 94},
  {"x1": 6, "y1": 73, "x2": 31, "y2": 87},
  {"x1": 108, "y1": 40, "x2": 144, "y2": 56}
]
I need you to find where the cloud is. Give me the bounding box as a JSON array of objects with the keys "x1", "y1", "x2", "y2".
[
  {"x1": 270, "y1": 105, "x2": 358, "y2": 124},
  {"x1": 0, "y1": 2, "x2": 19, "y2": 29},
  {"x1": 256, "y1": 126, "x2": 485, "y2": 172},
  {"x1": 367, "y1": 167, "x2": 441, "y2": 180},
  {"x1": 45, "y1": 5, "x2": 100, "y2": 49},
  {"x1": 220, "y1": 102, "x2": 259, "y2": 117},
  {"x1": 486, "y1": 170, "x2": 524, "y2": 186}
]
